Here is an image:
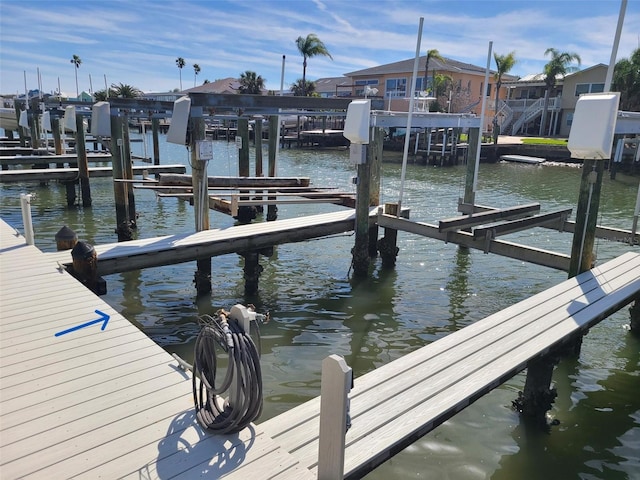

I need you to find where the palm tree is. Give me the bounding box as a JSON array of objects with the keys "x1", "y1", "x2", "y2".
[
  {"x1": 424, "y1": 49, "x2": 443, "y2": 94},
  {"x1": 93, "y1": 88, "x2": 114, "y2": 101},
  {"x1": 111, "y1": 83, "x2": 142, "y2": 98},
  {"x1": 295, "y1": 34, "x2": 332, "y2": 96},
  {"x1": 239, "y1": 70, "x2": 265, "y2": 94},
  {"x1": 612, "y1": 48, "x2": 640, "y2": 111},
  {"x1": 539, "y1": 48, "x2": 581, "y2": 136},
  {"x1": 193, "y1": 64, "x2": 201, "y2": 87},
  {"x1": 291, "y1": 79, "x2": 316, "y2": 97},
  {"x1": 492, "y1": 51, "x2": 517, "y2": 144},
  {"x1": 70, "y1": 54, "x2": 82, "y2": 98},
  {"x1": 429, "y1": 73, "x2": 453, "y2": 112},
  {"x1": 176, "y1": 57, "x2": 185, "y2": 90}
]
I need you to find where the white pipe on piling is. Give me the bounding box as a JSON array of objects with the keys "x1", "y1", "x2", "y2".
[
  {"x1": 472, "y1": 41, "x2": 493, "y2": 202},
  {"x1": 20, "y1": 193, "x2": 35, "y2": 246},
  {"x1": 397, "y1": 16, "x2": 424, "y2": 214},
  {"x1": 604, "y1": 0, "x2": 627, "y2": 92}
]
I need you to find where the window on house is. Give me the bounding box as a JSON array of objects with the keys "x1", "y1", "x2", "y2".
[
  {"x1": 386, "y1": 78, "x2": 407, "y2": 97},
  {"x1": 354, "y1": 79, "x2": 379, "y2": 97},
  {"x1": 575, "y1": 83, "x2": 605, "y2": 96},
  {"x1": 575, "y1": 84, "x2": 590, "y2": 96},
  {"x1": 566, "y1": 112, "x2": 573, "y2": 127}
]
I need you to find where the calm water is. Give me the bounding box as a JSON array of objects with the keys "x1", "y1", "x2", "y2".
[{"x1": 1, "y1": 133, "x2": 639, "y2": 480}]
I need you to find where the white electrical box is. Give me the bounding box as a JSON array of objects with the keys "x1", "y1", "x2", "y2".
[
  {"x1": 63, "y1": 105, "x2": 77, "y2": 132},
  {"x1": 41, "y1": 111, "x2": 52, "y2": 132},
  {"x1": 349, "y1": 143, "x2": 367, "y2": 164},
  {"x1": 343, "y1": 99, "x2": 370, "y2": 144},
  {"x1": 90, "y1": 101, "x2": 111, "y2": 136},
  {"x1": 167, "y1": 96, "x2": 191, "y2": 145},
  {"x1": 18, "y1": 110, "x2": 29, "y2": 128},
  {"x1": 196, "y1": 140, "x2": 213, "y2": 161},
  {"x1": 568, "y1": 92, "x2": 620, "y2": 159}
]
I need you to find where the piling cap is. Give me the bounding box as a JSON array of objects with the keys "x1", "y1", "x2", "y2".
[
  {"x1": 71, "y1": 241, "x2": 95, "y2": 260},
  {"x1": 55, "y1": 225, "x2": 77, "y2": 242}
]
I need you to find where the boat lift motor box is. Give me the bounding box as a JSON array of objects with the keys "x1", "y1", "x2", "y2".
[
  {"x1": 91, "y1": 102, "x2": 111, "y2": 136},
  {"x1": 568, "y1": 92, "x2": 620, "y2": 160},
  {"x1": 167, "y1": 96, "x2": 191, "y2": 145},
  {"x1": 344, "y1": 100, "x2": 370, "y2": 165},
  {"x1": 63, "y1": 105, "x2": 77, "y2": 132}
]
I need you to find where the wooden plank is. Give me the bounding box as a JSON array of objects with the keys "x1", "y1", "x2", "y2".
[
  {"x1": 158, "y1": 173, "x2": 310, "y2": 188},
  {"x1": 43, "y1": 209, "x2": 378, "y2": 276},
  {"x1": 0, "y1": 164, "x2": 186, "y2": 182},
  {"x1": 439, "y1": 203, "x2": 540, "y2": 232},
  {"x1": 472, "y1": 208, "x2": 572, "y2": 239},
  {"x1": 0, "y1": 153, "x2": 112, "y2": 166}
]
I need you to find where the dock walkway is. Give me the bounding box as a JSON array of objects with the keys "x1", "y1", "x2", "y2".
[
  {"x1": 0, "y1": 218, "x2": 313, "y2": 479},
  {"x1": 0, "y1": 164, "x2": 186, "y2": 182},
  {"x1": 0, "y1": 152, "x2": 112, "y2": 168},
  {"x1": 44, "y1": 209, "x2": 373, "y2": 276},
  {"x1": 260, "y1": 250, "x2": 640, "y2": 478}
]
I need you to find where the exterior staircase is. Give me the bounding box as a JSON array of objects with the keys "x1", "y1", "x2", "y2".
[{"x1": 510, "y1": 97, "x2": 545, "y2": 135}]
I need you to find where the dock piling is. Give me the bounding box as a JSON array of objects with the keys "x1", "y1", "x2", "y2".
[
  {"x1": 514, "y1": 353, "x2": 559, "y2": 426},
  {"x1": 378, "y1": 203, "x2": 400, "y2": 268},
  {"x1": 190, "y1": 111, "x2": 212, "y2": 296},
  {"x1": 55, "y1": 225, "x2": 77, "y2": 251},
  {"x1": 110, "y1": 115, "x2": 132, "y2": 241},
  {"x1": 630, "y1": 296, "x2": 640, "y2": 333},
  {"x1": 75, "y1": 113, "x2": 92, "y2": 207}
]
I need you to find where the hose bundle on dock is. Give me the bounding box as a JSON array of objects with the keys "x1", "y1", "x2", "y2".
[{"x1": 192, "y1": 306, "x2": 266, "y2": 434}]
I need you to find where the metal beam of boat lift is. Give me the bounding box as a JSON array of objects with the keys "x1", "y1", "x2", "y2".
[
  {"x1": 438, "y1": 203, "x2": 541, "y2": 232},
  {"x1": 473, "y1": 208, "x2": 572, "y2": 252}
]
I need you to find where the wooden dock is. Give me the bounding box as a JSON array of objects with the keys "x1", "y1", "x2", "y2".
[
  {"x1": 0, "y1": 218, "x2": 314, "y2": 479},
  {"x1": 0, "y1": 164, "x2": 186, "y2": 182},
  {"x1": 44, "y1": 209, "x2": 375, "y2": 276},
  {"x1": 261, "y1": 251, "x2": 640, "y2": 478},
  {"x1": 0, "y1": 152, "x2": 112, "y2": 167}
]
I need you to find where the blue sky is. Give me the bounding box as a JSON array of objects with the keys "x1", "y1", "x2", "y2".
[{"x1": 1, "y1": 0, "x2": 638, "y2": 96}]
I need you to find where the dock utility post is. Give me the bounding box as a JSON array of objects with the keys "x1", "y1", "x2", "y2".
[{"x1": 318, "y1": 355, "x2": 352, "y2": 480}]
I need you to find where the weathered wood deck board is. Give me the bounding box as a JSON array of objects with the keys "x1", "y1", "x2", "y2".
[
  {"x1": 260, "y1": 251, "x2": 640, "y2": 478},
  {"x1": 0, "y1": 164, "x2": 186, "y2": 182},
  {"x1": 43, "y1": 209, "x2": 375, "y2": 276},
  {"x1": 0, "y1": 218, "x2": 314, "y2": 479},
  {"x1": 0, "y1": 153, "x2": 112, "y2": 166}
]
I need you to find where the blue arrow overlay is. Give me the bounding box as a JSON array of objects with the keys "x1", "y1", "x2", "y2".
[{"x1": 54, "y1": 310, "x2": 110, "y2": 337}]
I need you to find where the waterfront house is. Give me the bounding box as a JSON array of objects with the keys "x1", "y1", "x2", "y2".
[
  {"x1": 342, "y1": 55, "x2": 518, "y2": 132},
  {"x1": 502, "y1": 64, "x2": 607, "y2": 136}
]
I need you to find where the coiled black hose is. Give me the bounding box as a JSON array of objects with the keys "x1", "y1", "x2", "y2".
[{"x1": 192, "y1": 311, "x2": 263, "y2": 434}]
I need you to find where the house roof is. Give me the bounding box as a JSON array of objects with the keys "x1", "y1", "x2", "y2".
[
  {"x1": 503, "y1": 63, "x2": 607, "y2": 87},
  {"x1": 314, "y1": 76, "x2": 352, "y2": 94},
  {"x1": 181, "y1": 77, "x2": 243, "y2": 95},
  {"x1": 344, "y1": 55, "x2": 518, "y2": 80}
]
